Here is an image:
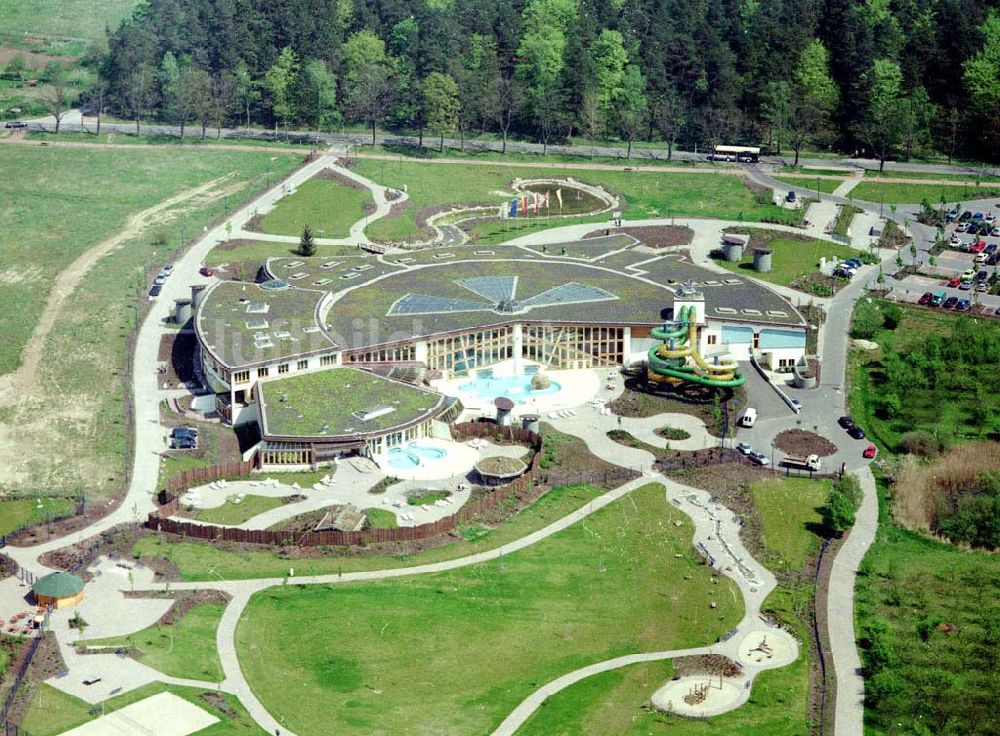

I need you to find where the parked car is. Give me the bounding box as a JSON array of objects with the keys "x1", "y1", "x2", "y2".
[
  {"x1": 960, "y1": 210, "x2": 973, "y2": 221},
  {"x1": 848, "y1": 425, "x2": 867, "y2": 439},
  {"x1": 154, "y1": 274, "x2": 167, "y2": 286},
  {"x1": 161, "y1": 264, "x2": 174, "y2": 274},
  {"x1": 977, "y1": 282, "x2": 988, "y2": 292},
  {"x1": 968, "y1": 223, "x2": 984, "y2": 235},
  {"x1": 785, "y1": 190, "x2": 796, "y2": 203},
  {"x1": 863, "y1": 444, "x2": 878, "y2": 459},
  {"x1": 947, "y1": 277, "x2": 962, "y2": 287},
  {"x1": 959, "y1": 280, "x2": 973, "y2": 290},
  {"x1": 962, "y1": 268, "x2": 978, "y2": 280},
  {"x1": 931, "y1": 290, "x2": 947, "y2": 306},
  {"x1": 844, "y1": 257, "x2": 863, "y2": 268},
  {"x1": 956, "y1": 222, "x2": 971, "y2": 232},
  {"x1": 972, "y1": 212, "x2": 985, "y2": 221},
  {"x1": 838, "y1": 416, "x2": 855, "y2": 429},
  {"x1": 949, "y1": 234, "x2": 963, "y2": 246},
  {"x1": 790, "y1": 398, "x2": 802, "y2": 411},
  {"x1": 944, "y1": 296, "x2": 959, "y2": 308},
  {"x1": 199, "y1": 266, "x2": 214, "y2": 277},
  {"x1": 994, "y1": 306, "x2": 1000, "y2": 316},
  {"x1": 748, "y1": 451, "x2": 770, "y2": 466},
  {"x1": 956, "y1": 298, "x2": 972, "y2": 311},
  {"x1": 171, "y1": 426, "x2": 198, "y2": 440},
  {"x1": 986, "y1": 244, "x2": 998, "y2": 255},
  {"x1": 991, "y1": 227, "x2": 1000, "y2": 237},
  {"x1": 975, "y1": 253, "x2": 989, "y2": 263},
  {"x1": 970, "y1": 241, "x2": 987, "y2": 253},
  {"x1": 976, "y1": 270, "x2": 989, "y2": 281},
  {"x1": 736, "y1": 442, "x2": 753, "y2": 456},
  {"x1": 986, "y1": 213, "x2": 997, "y2": 224},
  {"x1": 918, "y1": 291, "x2": 933, "y2": 305},
  {"x1": 171, "y1": 437, "x2": 196, "y2": 450},
  {"x1": 947, "y1": 207, "x2": 960, "y2": 220},
  {"x1": 149, "y1": 284, "x2": 161, "y2": 297}
]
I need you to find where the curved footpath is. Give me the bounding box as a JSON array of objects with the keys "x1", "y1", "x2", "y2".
[{"x1": 0, "y1": 149, "x2": 897, "y2": 735}]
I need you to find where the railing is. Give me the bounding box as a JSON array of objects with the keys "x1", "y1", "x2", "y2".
[
  {"x1": 0, "y1": 496, "x2": 87, "y2": 549},
  {"x1": 0, "y1": 607, "x2": 50, "y2": 728}
]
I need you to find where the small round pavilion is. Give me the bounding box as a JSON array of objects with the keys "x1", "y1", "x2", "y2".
[{"x1": 32, "y1": 572, "x2": 84, "y2": 609}]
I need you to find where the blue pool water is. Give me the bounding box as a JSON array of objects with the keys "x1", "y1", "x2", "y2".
[
  {"x1": 457, "y1": 371, "x2": 562, "y2": 404},
  {"x1": 387, "y1": 443, "x2": 448, "y2": 470}
]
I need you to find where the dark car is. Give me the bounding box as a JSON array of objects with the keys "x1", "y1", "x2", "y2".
[
  {"x1": 848, "y1": 425, "x2": 867, "y2": 439},
  {"x1": 956, "y1": 298, "x2": 972, "y2": 311},
  {"x1": 838, "y1": 416, "x2": 855, "y2": 429},
  {"x1": 977, "y1": 270, "x2": 989, "y2": 282},
  {"x1": 171, "y1": 437, "x2": 196, "y2": 450},
  {"x1": 171, "y1": 427, "x2": 198, "y2": 440},
  {"x1": 986, "y1": 244, "x2": 998, "y2": 255},
  {"x1": 199, "y1": 266, "x2": 214, "y2": 277},
  {"x1": 918, "y1": 291, "x2": 933, "y2": 304},
  {"x1": 4, "y1": 121, "x2": 28, "y2": 130},
  {"x1": 149, "y1": 284, "x2": 162, "y2": 297},
  {"x1": 785, "y1": 190, "x2": 796, "y2": 203},
  {"x1": 944, "y1": 296, "x2": 959, "y2": 308},
  {"x1": 960, "y1": 210, "x2": 973, "y2": 221}
]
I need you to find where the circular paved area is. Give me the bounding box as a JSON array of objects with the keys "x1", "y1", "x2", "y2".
[{"x1": 651, "y1": 676, "x2": 745, "y2": 717}]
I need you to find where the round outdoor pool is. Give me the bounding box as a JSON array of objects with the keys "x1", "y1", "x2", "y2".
[
  {"x1": 457, "y1": 372, "x2": 562, "y2": 405},
  {"x1": 386, "y1": 443, "x2": 448, "y2": 470}
]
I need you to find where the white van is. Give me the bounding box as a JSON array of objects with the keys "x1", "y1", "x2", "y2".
[{"x1": 741, "y1": 408, "x2": 757, "y2": 427}]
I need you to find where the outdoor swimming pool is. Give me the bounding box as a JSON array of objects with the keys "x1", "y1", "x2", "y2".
[
  {"x1": 386, "y1": 443, "x2": 449, "y2": 470},
  {"x1": 457, "y1": 370, "x2": 562, "y2": 404}
]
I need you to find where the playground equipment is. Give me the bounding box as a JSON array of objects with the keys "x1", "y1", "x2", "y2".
[{"x1": 646, "y1": 305, "x2": 745, "y2": 388}]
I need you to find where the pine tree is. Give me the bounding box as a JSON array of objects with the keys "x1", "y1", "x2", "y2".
[{"x1": 298, "y1": 225, "x2": 316, "y2": 257}]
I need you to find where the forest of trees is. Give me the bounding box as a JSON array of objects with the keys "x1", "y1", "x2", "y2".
[{"x1": 75, "y1": 0, "x2": 1000, "y2": 161}]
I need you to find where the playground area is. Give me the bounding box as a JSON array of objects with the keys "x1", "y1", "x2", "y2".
[{"x1": 651, "y1": 676, "x2": 745, "y2": 718}]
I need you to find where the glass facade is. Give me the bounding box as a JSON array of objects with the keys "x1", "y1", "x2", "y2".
[
  {"x1": 523, "y1": 324, "x2": 624, "y2": 368},
  {"x1": 426, "y1": 326, "x2": 514, "y2": 374}
]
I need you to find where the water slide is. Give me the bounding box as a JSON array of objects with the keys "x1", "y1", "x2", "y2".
[{"x1": 646, "y1": 305, "x2": 746, "y2": 388}]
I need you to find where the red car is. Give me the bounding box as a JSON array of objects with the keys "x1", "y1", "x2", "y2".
[
  {"x1": 918, "y1": 292, "x2": 933, "y2": 304},
  {"x1": 863, "y1": 444, "x2": 878, "y2": 459},
  {"x1": 199, "y1": 267, "x2": 214, "y2": 277},
  {"x1": 947, "y1": 277, "x2": 961, "y2": 287},
  {"x1": 970, "y1": 241, "x2": 987, "y2": 253}
]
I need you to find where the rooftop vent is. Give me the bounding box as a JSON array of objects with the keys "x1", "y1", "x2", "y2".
[
  {"x1": 302, "y1": 325, "x2": 321, "y2": 334},
  {"x1": 742, "y1": 308, "x2": 763, "y2": 316},
  {"x1": 274, "y1": 330, "x2": 293, "y2": 340},
  {"x1": 313, "y1": 278, "x2": 332, "y2": 286},
  {"x1": 284, "y1": 260, "x2": 304, "y2": 268},
  {"x1": 319, "y1": 261, "x2": 342, "y2": 270},
  {"x1": 340, "y1": 272, "x2": 361, "y2": 280},
  {"x1": 433, "y1": 253, "x2": 455, "y2": 259},
  {"x1": 715, "y1": 307, "x2": 738, "y2": 315},
  {"x1": 246, "y1": 302, "x2": 269, "y2": 314},
  {"x1": 289, "y1": 272, "x2": 308, "y2": 280},
  {"x1": 351, "y1": 405, "x2": 396, "y2": 422},
  {"x1": 254, "y1": 338, "x2": 274, "y2": 349},
  {"x1": 351, "y1": 264, "x2": 375, "y2": 272},
  {"x1": 246, "y1": 319, "x2": 270, "y2": 330},
  {"x1": 766, "y1": 310, "x2": 789, "y2": 317}
]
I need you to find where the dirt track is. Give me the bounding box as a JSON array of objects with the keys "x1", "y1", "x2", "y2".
[{"x1": 0, "y1": 173, "x2": 235, "y2": 402}]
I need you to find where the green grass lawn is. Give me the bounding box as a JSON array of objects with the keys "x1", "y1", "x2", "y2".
[
  {"x1": 406, "y1": 491, "x2": 450, "y2": 506},
  {"x1": 352, "y1": 159, "x2": 803, "y2": 243},
  {"x1": 24, "y1": 130, "x2": 318, "y2": 149},
  {"x1": 363, "y1": 508, "x2": 398, "y2": 528},
  {"x1": 85, "y1": 603, "x2": 226, "y2": 682},
  {"x1": 0, "y1": 497, "x2": 77, "y2": 536},
  {"x1": 750, "y1": 477, "x2": 830, "y2": 570},
  {"x1": 0, "y1": 145, "x2": 301, "y2": 499},
  {"x1": 863, "y1": 169, "x2": 1000, "y2": 183},
  {"x1": 0, "y1": 0, "x2": 138, "y2": 52},
  {"x1": 774, "y1": 176, "x2": 845, "y2": 194},
  {"x1": 19, "y1": 682, "x2": 266, "y2": 736},
  {"x1": 80, "y1": 602, "x2": 226, "y2": 682},
  {"x1": 777, "y1": 166, "x2": 854, "y2": 176},
  {"x1": 258, "y1": 177, "x2": 372, "y2": 239},
  {"x1": 203, "y1": 240, "x2": 366, "y2": 266},
  {"x1": 236, "y1": 483, "x2": 742, "y2": 735},
  {"x1": 133, "y1": 483, "x2": 608, "y2": 581},
  {"x1": 193, "y1": 495, "x2": 286, "y2": 526},
  {"x1": 832, "y1": 205, "x2": 865, "y2": 237},
  {"x1": 714, "y1": 232, "x2": 859, "y2": 289},
  {"x1": 854, "y1": 482, "x2": 1000, "y2": 736},
  {"x1": 850, "y1": 180, "x2": 1000, "y2": 205},
  {"x1": 157, "y1": 454, "x2": 212, "y2": 491}
]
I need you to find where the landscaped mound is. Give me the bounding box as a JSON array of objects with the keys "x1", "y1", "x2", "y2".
[
  {"x1": 772, "y1": 429, "x2": 838, "y2": 458},
  {"x1": 475, "y1": 455, "x2": 527, "y2": 482}
]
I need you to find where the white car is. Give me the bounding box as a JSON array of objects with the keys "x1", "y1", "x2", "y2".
[
  {"x1": 161, "y1": 264, "x2": 174, "y2": 274},
  {"x1": 736, "y1": 442, "x2": 754, "y2": 456},
  {"x1": 154, "y1": 275, "x2": 167, "y2": 285},
  {"x1": 949, "y1": 234, "x2": 963, "y2": 246},
  {"x1": 957, "y1": 222, "x2": 970, "y2": 232},
  {"x1": 748, "y1": 451, "x2": 770, "y2": 466}
]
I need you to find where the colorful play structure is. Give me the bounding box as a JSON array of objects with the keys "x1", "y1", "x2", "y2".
[{"x1": 646, "y1": 305, "x2": 746, "y2": 388}]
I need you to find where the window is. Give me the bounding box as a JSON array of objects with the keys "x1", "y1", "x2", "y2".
[
  {"x1": 233, "y1": 370, "x2": 250, "y2": 384},
  {"x1": 707, "y1": 334, "x2": 718, "y2": 346},
  {"x1": 278, "y1": 363, "x2": 289, "y2": 374},
  {"x1": 297, "y1": 359, "x2": 309, "y2": 371},
  {"x1": 320, "y1": 354, "x2": 337, "y2": 366},
  {"x1": 257, "y1": 366, "x2": 269, "y2": 378}
]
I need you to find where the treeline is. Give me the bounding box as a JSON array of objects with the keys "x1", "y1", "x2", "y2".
[{"x1": 84, "y1": 0, "x2": 1000, "y2": 161}]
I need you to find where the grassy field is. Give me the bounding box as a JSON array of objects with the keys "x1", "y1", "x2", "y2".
[
  {"x1": 750, "y1": 477, "x2": 830, "y2": 570},
  {"x1": 193, "y1": 495, "x2": 286, "y2": 526},
  {"x1": 855, "y1": 482, "x2": 1000, "y2": 736},
  {"x1": 258, "y1": 176, "x2": 372, "y2": 238},
  {"x1": 774, "y1": 176, "x2": 845, "y2": 194},
  {"x1": 362, "y1": 143, "x2": 725, "y2": 168},
  {"x1": 851, "y1": 180, "x2": 1000, "y2": 205},
  {"x1": 0, "y1": 0, "x2": 138, "y2": 53},
  {"x1": 19, "y1": 682, "x2": 266, "y2": 735},
  {"x1": 832, "y1": 204, "x2": 865, "y2": 237},
  {"x1": 0, "y1": 145, "x2": 301, "y2": 498},
  {"x1": 863, "y1": 169, "x2": 1000, "y2": 183},
  {"x1": 81, "y1": 602, "x2": 226, "y2": 682},
  {"x1": 0, "y1": 497, "x2": 77, "y2": 536},
  {"x1": 236, "y1": 483, "x2": 742, "y2": 735},
  {"x1": 363, "y1": 507, "x2": 398, "y2": 528},
  {"x1": 714, "y1": 232, "x2": 858, "y2": 289},
  {"x1": 24, "y1": 130, "x2": 318, "y2": 149},
  {"x1": 133, "y1": 482, "x2": 608, "y2": 580},
  {"x1": 848, "y1": 301, "x2": 1000, "y2": 450},
  {"x1": 351, "y1": 159, "x2": 804, "y2": 242}
]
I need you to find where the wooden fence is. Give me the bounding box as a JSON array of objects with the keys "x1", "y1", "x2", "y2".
[
  {"x1": 148, "y1": 422, "x2": 637, "y2": 547},
  {"x1": 161, "y1": 458, "x2": 258, "y2": 503}
]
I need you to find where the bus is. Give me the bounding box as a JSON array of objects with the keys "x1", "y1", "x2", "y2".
[{"x1": 709, "y1": 145, "x2": 761, "y2": 163}]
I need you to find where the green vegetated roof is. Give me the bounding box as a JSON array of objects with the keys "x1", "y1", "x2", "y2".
[
  {"x1": 258, "y1": 367, "x2": 444, "y2": 439},
  {"x1": 33, "y1": 571, "x2": 84, "y2": 598},
  {"x1": 196, "y1": 280, "x2": 337, "y2": 369}
]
